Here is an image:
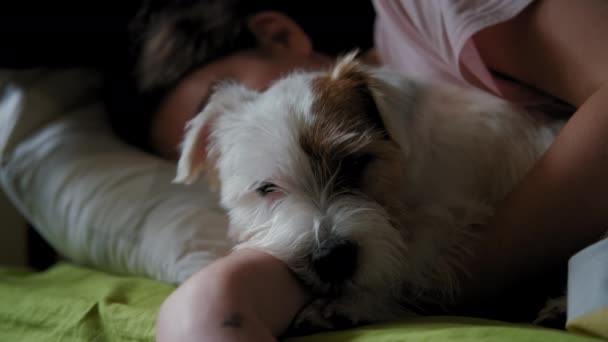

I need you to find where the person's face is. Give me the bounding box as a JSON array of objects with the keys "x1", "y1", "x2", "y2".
[{"x1": 150, "y1": 12, "x2": 333, "y2": 160}]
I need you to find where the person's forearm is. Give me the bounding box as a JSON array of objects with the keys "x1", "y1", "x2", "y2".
[
  {"x1": 465, "y1": 84, "x2": 608, "y2": 298},
  {"x1": 215, "y1": 249, "x2": 310, "y2": 336},
  {"x1": 156, "y1": 249, "x2": 310, "y2": 342}
]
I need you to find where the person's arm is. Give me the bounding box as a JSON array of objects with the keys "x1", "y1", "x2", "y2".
[
  {"x1": 465, "y1": 0, "x2": 608, "y2": 297},
  {"x1": 156, "y1": 249, "x2": 310, "y2": 342}
]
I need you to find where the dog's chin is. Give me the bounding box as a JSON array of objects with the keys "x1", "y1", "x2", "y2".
[
  {"x1": 239, "y1": 228, "x2": 415, "y2": 330},
  {"x1": 291, "y1": 275, "x2": 415, "y2": 331}
]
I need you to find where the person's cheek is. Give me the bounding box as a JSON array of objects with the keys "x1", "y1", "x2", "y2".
[{"x1": 240, "y1": 62, "x2": 286, "y2": 91}]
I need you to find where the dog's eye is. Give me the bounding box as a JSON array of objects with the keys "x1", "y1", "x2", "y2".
[
  {"x1": 352, "y1": 153, "x2": 376, "y2": 169},
  {"x1": 343, "y1": 153, "x2": 376, "y2": 171},
  {"x1": 256, "y1": 182, "x2": 279, "y2": 196}
]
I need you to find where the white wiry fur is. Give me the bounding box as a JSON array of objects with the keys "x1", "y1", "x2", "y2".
[{"x1": 175, "y1": 54, "x2": 563, "y2": 328}]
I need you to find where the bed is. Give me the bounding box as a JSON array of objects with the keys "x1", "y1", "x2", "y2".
[
  {"x1": 0, "y1": 69, "x2": 606, "y2": 341},
  {"x1": 0, "y1": 263, "x2": 601, "y2": 342}
]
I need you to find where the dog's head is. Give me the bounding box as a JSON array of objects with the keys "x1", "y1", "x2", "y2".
[{"x1": 175, "y1": 54, "x2": 427, "y2": 300}]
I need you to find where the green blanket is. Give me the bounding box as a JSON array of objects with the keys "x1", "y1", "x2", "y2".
[{"x1": 0, "y1": 263, "x2": 601, "y2": 342}]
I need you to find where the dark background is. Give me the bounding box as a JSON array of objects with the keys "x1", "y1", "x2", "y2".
[{"x1": 0, "y1": 1, "x2": 139, "y2": 69}]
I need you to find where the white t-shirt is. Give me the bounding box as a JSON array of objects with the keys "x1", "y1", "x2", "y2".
[{"x1": 373, "y1": 0, "x2": 574, "y2": 116}]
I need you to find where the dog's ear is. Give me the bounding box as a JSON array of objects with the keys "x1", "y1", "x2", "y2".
[
  {"x1": 365, "y1": 69, "x2": 419, "y2": 158},
  {"x1": 330, "y1": 53, "x2": 413, "y2": 156},
  {"x1": 174, "y1": 83, "x2": 257, "y2": 186},
  {"x1": 328, "y1": 51, "x2": 388, "y2": 136}
]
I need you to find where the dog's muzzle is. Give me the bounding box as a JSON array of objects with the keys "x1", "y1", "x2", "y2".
[{"x1": 311, "y1": 238, "x2": 359, "y2": 284}]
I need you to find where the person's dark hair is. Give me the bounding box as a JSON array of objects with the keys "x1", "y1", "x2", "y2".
[{"x1": 106, "y1": 0, "x2": 375, "y2": 153}]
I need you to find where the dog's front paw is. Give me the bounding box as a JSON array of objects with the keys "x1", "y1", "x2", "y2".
[
  {"x1": 292, "y1": 299, "x2": 335, "y2": 333},
  {"x1": 292, "y1": 298, "x2": 361, "y2": 333}
]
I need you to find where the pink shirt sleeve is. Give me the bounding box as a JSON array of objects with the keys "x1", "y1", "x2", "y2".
[{"x1": 373, "y1": 0, "x2": 573, "y2": 115}]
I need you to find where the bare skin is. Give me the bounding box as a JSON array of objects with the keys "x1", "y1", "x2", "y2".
[
  {"x1": 464, "y1": 0, "x2": 608, "y2": 300},
  {"x1": 156, "y1": 249, "x2": 309, "y2": 342},
  {"x1": 156, "y1": 1, "x2": 608, "y2": 340}
]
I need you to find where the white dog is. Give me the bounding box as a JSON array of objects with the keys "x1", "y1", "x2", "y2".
[{"x1": 174, "y1": 54, "x2": 562, "y2": 328}]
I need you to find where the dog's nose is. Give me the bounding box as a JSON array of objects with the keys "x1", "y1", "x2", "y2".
[{"x1": 311, "y1": 239, "x2": 358, "y2": 283}]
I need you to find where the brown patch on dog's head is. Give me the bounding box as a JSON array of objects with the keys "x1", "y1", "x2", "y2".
[
  {"x1": 299, "y1": 56, "x2": 391, "y2": 192},
  {"x1": 298, "y1": 55, "x2": 409, "y2": 228}
]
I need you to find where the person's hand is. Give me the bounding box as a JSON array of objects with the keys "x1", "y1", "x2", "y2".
[{"x1": 156, "y1": 249, "x2": 310, "y2": 342}]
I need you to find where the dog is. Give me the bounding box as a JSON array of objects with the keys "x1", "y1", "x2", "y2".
[{"x1": 173, "y1": 53, "x2": 564, "y2": 328}]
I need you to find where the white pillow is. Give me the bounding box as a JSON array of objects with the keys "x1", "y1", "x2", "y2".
[
  {"x1": 0, "y1": 69, "x2": 100, "y2": 161},
  {"x1": 0, "y1": 69, "x2": 232, "y2": 284}
]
